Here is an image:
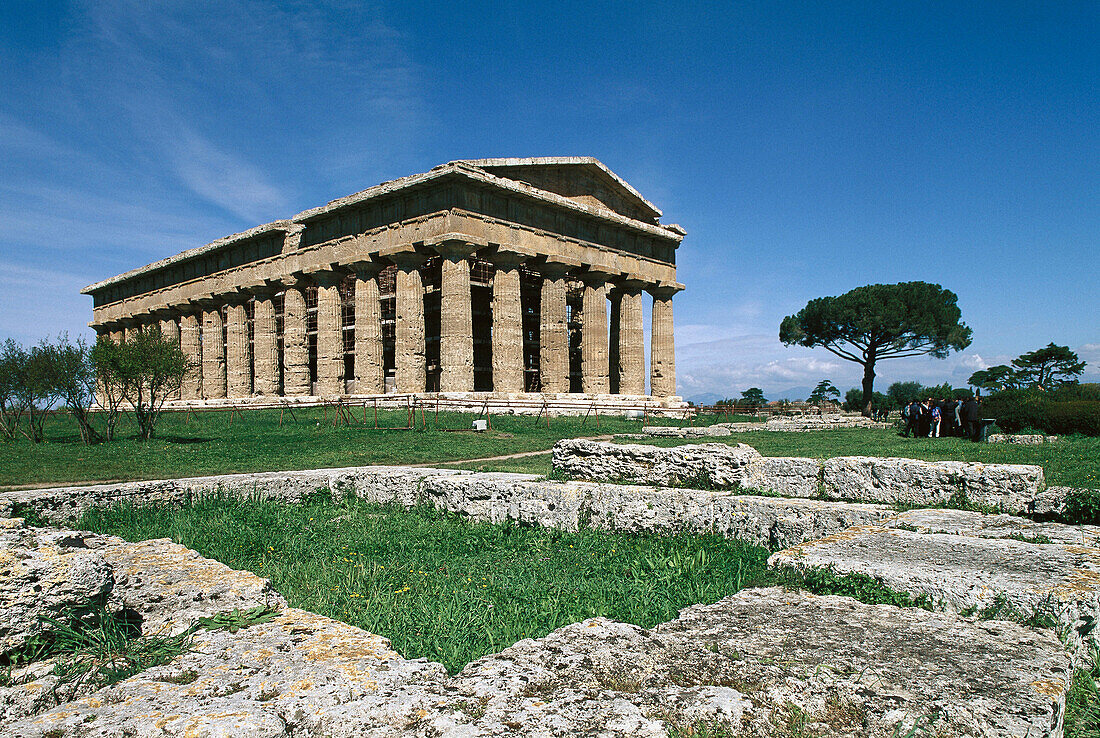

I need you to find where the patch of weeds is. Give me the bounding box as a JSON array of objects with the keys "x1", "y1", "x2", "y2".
[
  {"x1": 780, "y1": 702, "x2": 811, "y2": 737},
  {"x1": 673, "y1": 469, "x2": 717, "y2": 491},
  {"x1": 944, "y1": 489, "x2": 1002, "y2": 515},
  {"x1": 975, "y1": 594, "x2": 1058, "y2": 629},
  {"x1": 780, "y1": 567, "x2": 932, "y2": 610},
  {"x1": 1003, "y1": 532, "x2": 1054, "y2": 544},
  {"x1": 157, "y1": 669, "x2": 198, "y2": 685},
  {"x1": 577, "y1": 505, "x2": 594, "y2": 529},
  {"x1": 666, "y1": 718, "x2": 736, "y2": 737},
  {"x1": 196, "y1": 605, "x2": 280, "y2": 633},
  {"x1": 457, "y1": 695, "x2": 489, "y2": 719},
  {"x1": 890, "y1": 710, "x2": 941, "y2": 737},
  {"x1": 1066, "y1": 647, "x2": 1100, "y2": 738},
  {"x1": 2, "y1": 603, "x2": 193, "y2": 693},
  {"x1": 8, "y1": 502, "x2": 48, "y2": 528},
  {"x1": 599, "y1": 672, "x2": 644, "y2": 693},
  {"x1": 1063, "y1": 488, "x2": 1100, "y2": 526},
  {"x1": 257, "y1": 685, "x2": 280, "y2": 701}
]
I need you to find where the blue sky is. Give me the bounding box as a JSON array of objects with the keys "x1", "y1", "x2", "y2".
[{"x1": 1, "y1": 0, "x2": 1097, "y2": 401}]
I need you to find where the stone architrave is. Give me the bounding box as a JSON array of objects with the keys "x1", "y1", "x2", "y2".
[
  {"x1": 282, "y1": 280, "x2": 310, "y2": 396},
  {"x1": 251, "y1": 292, "x2": 279, "y2": 396},
  {"x1": 353, "y1": 268, "x2": 384, "y2": 395},
  {"x1": 649, "y1": 284, "x2": 679, "y2": 397},
  {"x1": 580, "y1": 272, "x2": 610, "y2": 394},
  {"x1": 178, "y1": 312, "x2": 203, "y2": 400},
  {"x1": 537, "y1": 262, "x2": 571, "y2": 394},
  {"x1": 392, "y1": 253, "x2": 426, "y2": 394},
  {"x1": 158, "y1": 315, "x2": 182, "y2": 400},
  {"x1": 201, "y1": 306, "x2": 226, "y2": 399},
  {"x1": 435, "y1": 242, "x2": 476, "y2": 393},
  {"x1": 610, "y1": 280, "x2": 645, "y2": 395},
  {"x1": 314, "y1": 273, "x2": 345, "y2": 397},
  {"x1": 491, "y1": 252, "x2": 525, "y2": 393},
  {"x1": 225, "y1": 299, "x2": 252, "y2": 399}
]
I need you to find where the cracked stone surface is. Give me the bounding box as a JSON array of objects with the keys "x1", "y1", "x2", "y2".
[
  {"x1": 4, "y1": 588, "x2": 1068, "y2": 738},
  {"x1": 553, "y1": 438, "x2": 762, "y2": 486},
  {"x1": 769, "y1": 522, "x2": 1100, "y2": 653}
]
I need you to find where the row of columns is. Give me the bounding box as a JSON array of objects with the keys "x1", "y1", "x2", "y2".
[{"x1": 104, "y1": 249, "x2": 678, "y2": 400}]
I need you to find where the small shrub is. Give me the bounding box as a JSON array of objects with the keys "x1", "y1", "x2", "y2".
[{"x1": 780, "y1": 567, "x2": 932, "y2": 610}]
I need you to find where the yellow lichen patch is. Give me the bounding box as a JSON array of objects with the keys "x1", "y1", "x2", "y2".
[
  {"x1": 1052, "y1": 568, "x2": 1100, "y2": 598},
  {"x1": 1031, "y1": 678, "x2": 1066, "y2": 697},
  {"x1": 0, "y1": 517, "x2": 25, "y2": 529}
]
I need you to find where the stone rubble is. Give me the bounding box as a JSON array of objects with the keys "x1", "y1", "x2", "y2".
[{"x1": 989, "y1": 433, "x2": 1059, "y2": 445}]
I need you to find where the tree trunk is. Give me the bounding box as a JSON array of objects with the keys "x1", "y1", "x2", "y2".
[{"x1": 861, "y1": 360, "x2": 876, "y2": 417}]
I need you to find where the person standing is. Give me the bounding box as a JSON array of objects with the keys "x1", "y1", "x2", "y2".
[
  {"x1": 931, "y1": 400, "x2": 943, "y2": 437},
  {"x1": 903, "y1": 399, "x2": 920, "y2": 437},
  {"x1": 963, "y1": 395, "x2": 982, "y2": 441},
  {"x1": 943, "y1": 397, "x2": 957, "y2": 437}
]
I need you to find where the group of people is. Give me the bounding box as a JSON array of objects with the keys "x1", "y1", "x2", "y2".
[{"x1": 901, "y1": 396, "x2": 984, "y2": 441}]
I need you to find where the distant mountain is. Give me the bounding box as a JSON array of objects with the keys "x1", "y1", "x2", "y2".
[
  {"x1": 771, "y1": 385, "x2": 813, "y2": 402},
  {"x1": 686, "y1": 392, "x2": 725, "y2": 406}
]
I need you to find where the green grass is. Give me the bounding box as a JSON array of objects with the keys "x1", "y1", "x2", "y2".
[
  {"x1": 76, "y1": 494, "x2": 773, "y2": 673},
  {"x1": 0, "y1": 407, "x2": 637, "y2": 488}
]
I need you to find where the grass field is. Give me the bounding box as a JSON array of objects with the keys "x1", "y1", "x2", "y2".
[
  {"x1": 77, "y1": 494, "x2": 772, "y2": 673},
  {"x1": 0, "y1": 407, "x2": 638, "y2": 488}
]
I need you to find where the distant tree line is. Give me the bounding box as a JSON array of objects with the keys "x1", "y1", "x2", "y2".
[{"x1": 0, "y1": 328, "x2": 189, "y2": 444}]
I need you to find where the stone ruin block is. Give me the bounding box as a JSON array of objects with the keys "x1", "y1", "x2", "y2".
[{"x1": 822, "y1": 455, "x2": 1045, "y2": 513}]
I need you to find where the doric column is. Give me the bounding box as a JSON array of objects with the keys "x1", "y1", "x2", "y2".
[
  {"x1": 251, "y1": 290, "x2": 279, "y2": 396},
  {"x1": 178, "y1": 310, "x2": 203, "y2": 400},
  {"x1": 225, "y1": 297, "x2": 252, "y2": 398},
  {"x1": 432, "y1": 241, "x2": 476, "y2": 393},
  {"x1": 580, "y1": 271, "x2": 611, "y2": 394},
  {"x1": 122, "y1": 319, "x2": 139, "y2": 343},
  {"x1": 537, "y1": 262, "x2": 571, "y2": 394},
  {"x1": 649, "y1": 284, "x2": 680, "y2": 397},
  {"x1": 491, "y1": 251, "x2": 525, "y2": 393},
  {"x1": 108, "y1": 326, "x2": 124, "y2": 344},
  {"x1": 353, "y1": 265, "x2": 384, "y2": 395},
  {"x1": 282, "y1": 278, "x2": 311, "y2": 396},
  {"x1": 157, "y1": 313, "x2": 182, "y2": 400},
  {"x1": 610, "y1": 280, "x2": 646, "y2": 395},
  {"x1": 392, "y1": 252, "x2": 427, "y2": 393},
  {"x1": 201, "y1": 303, "x2": 226, "y2": 399},
  {"x1": 313, "y1": 272, "x2": 346, "y2": 396}
]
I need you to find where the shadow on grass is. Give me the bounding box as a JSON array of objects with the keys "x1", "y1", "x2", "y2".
[{"x1": 157, "y1": 436, "x2": 215, "y2": 444}]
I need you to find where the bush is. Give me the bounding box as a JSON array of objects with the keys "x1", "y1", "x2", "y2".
[{"x1": 983, "y1": 389, "x2": 1100, "y2": 436}]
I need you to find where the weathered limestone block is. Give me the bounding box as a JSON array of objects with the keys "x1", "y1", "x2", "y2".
[
  {"x1": 822, "y1": 455, "x2": 1045, "y2": 512},
  {"x1": 764, "y1": 415, "x2": 878, "y2": 432},
  {"x1": 6, "y1": 607, "x2": 447, "y2": 738},
  {"x1": 1032, "y1": 486, "x2": 1081, "y2": 517},
  {"x1": 251, "y1": 294, "x2": 279, "y2": 396},
  {"x1": 0, "y1": 527, "x2": 113, "y2": 654},
  {"x1": 439, "y1": 255, "x2": 475, "y2": 392},
  {"x1": 642, "y1": 424, "x2": 733, "y2": 437},
  {"x1": 743, "y1": 456, "x2": 822, "y2": 498},
  {"x1": 887, "y1": 507, "x2": 1100, "y2": 546},
  {"x1": 92, "y1": 536, "x2": 287, "y2": 636},
  {"x1": 581, "y1": 277, "x2": 610, "y2": 394},
  {"x1": 8, "y1": 589, "x2": 1068, "y2": 737},
  {"x1": 491, "y1": 257, "x2": 525, "y2": 393},
  {"x1": 200, "y1": 307, "x2": 226, "y2": 399},
  {"x1": 552, "y1": 439, "x2": 762, "y2": 486},
  {"x1": 538, "y1": 267, "x2": 570, "y2": 393},
  {"x1": 989, "y1": 433, "x2": 1059, "y2": 445},
  {"x1": 225, "y1": 301, "x2": 251, "y2": 398},
  {"x1": 769, "y1": 524, "x2": 1100, "y2": 653},
  {"x1": 315, "y1": 278, "x2": 345, "y2": 396},
  {"x1": 282, "y1": 284, "x2": 311, "y2": 395},
  {"x1": 178, "y1": 311, "x2": 203, "y2": 400},
  {"x1": 353, "y1": 271, "x2": 384, "y2": 394}
]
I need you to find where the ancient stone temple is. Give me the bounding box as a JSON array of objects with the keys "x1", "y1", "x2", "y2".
[{"x1": 82, "y1": 158, "x2": 684, "y2": 402}]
